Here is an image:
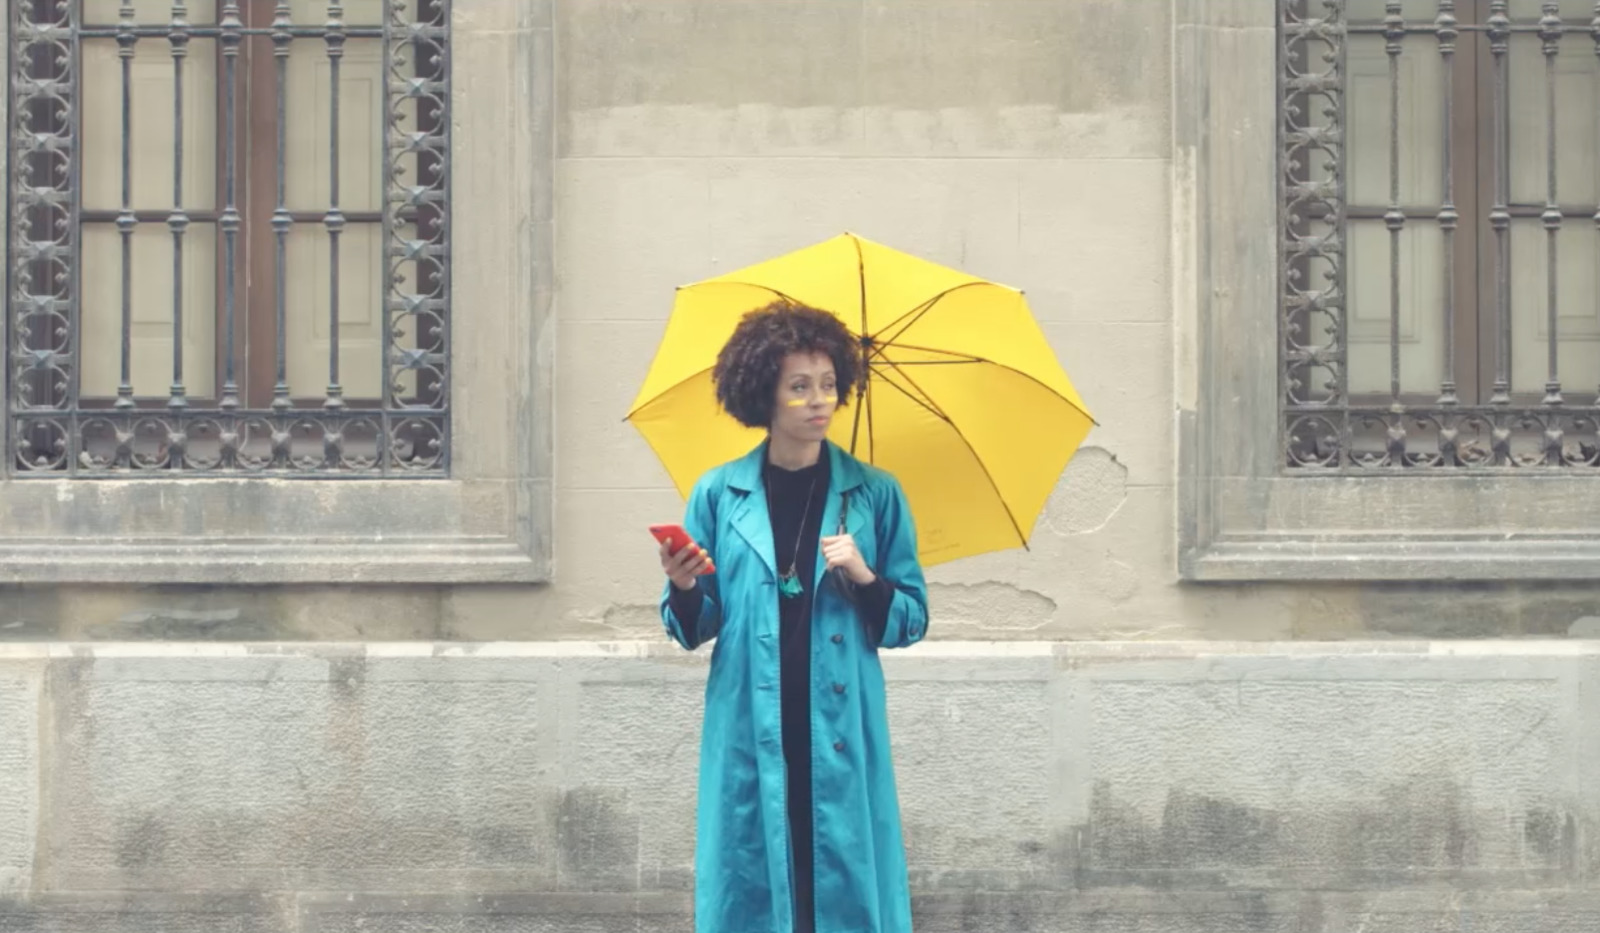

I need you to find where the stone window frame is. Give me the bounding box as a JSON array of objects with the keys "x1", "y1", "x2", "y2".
[
  {"x1": 1176, "y1": 1, "x2": 1596, "y2": 582},
  {"x1": 0, "y1": 1, "x2": 553, "y2": 584}
]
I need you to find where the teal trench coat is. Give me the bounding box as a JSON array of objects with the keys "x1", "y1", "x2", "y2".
[{"x1": 661, "y1": 441, "x2": 930, "y2": 933}]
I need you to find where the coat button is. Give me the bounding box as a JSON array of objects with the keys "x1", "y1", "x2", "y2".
[
  {"x1": 831, "y1": 634, "x2": 843, "y2": 644},
  {"x1": 832, "y1": 683, "x2": 845, "y2": 694},
  {"x1": 833, "y1": 741, "x2": 845, "y2": 753}
]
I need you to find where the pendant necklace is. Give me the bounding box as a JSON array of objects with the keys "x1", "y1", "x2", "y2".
[{"x1": 769, "y1": 471, "x2": 818, "y2": 600}]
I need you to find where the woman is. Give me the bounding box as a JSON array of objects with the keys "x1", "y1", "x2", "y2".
[{"x1": 658, "y1": 299, "x2": 930, "y2": 933}]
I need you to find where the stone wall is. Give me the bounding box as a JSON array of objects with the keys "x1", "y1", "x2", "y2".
[
  {"x1": 2, "y1": 641, "x2": 1595, "y2": 932},
  {"x1": 2, "y1": 3, "x2": 1596, "y2": 931}
]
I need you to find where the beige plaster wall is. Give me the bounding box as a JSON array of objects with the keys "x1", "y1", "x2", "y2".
[{"x1": 544, "y1": 0, "x2": 1182, "y2": 642}]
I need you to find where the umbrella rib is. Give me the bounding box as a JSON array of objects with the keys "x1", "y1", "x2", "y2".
[
  {"x1": 852, "y1": 234, "x2": 868, "y2": 338},
  {"x1": 872, "y1": 341, "x2": 985, "y2": 364},
  {"x1": 870, "y1": 281, "x2": 997, "y2": 348},
  {"x1": 870, "y1": 358, "x2": 1031, "y2": 551},
  {"x1": 865, "y1": 354, "x2": 877, "y2": 464},
  {"x1": 867, "y1": 363, "x2": 959, "y2": 441},
  {"x1": 854, "y1": 234, "x2": 872, "y2": 462},
  {"x1": 848, "y1": 364, "x2": 867, "y2": 456},
  {"x1": 677, "y1": 281, "x2": 806, "y2": 308},
  {"x1": 623, "y1": 364, "x2": 716, "y2": 421},
  {"x1": 869, "y1": 360, "x2": 951, "y2": 422},
  {"x1": 877, "y1": 342, "x2": 1099, "y2": 428}
]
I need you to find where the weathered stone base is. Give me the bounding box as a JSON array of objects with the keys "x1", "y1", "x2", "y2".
[
  {"x1": 1, "y1": 891, "x2": 1596, "y2": 932},
  {"x1": 2, "y1": 641, "x2": 1596, "y2": 932}
]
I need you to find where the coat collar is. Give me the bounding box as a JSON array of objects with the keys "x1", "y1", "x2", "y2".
[
  {"x1": 727, "y1": 439, "x2": 869, "y2": 578},
  {"x1": 725, "y1": 438, "x2": 866, "y2": 494}
]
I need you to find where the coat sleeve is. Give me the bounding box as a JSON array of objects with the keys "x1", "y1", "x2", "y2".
[
  {"x1": 659, "y1": 473, "x2": 724, "y2": 650},
  {"x1": 869, "y1": 474, "x2": 929, "y2": 650}
]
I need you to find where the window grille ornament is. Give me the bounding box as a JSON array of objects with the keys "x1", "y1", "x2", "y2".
[
  {"x1": 6, "y1": 0, "x2": 452, "y2": 476},
  {"x1": 1280, "y1": 0, "x2": 1600, "y2": 470}
]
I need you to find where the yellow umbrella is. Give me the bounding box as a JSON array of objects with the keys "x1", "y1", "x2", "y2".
[{"x1": 626, "y1": 232, "x2": 1094, "y2": 567}]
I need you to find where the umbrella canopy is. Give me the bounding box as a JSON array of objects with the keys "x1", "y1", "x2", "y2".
[{"x1": 627, "y1": 233, "x2": 1094, "y2": 566}]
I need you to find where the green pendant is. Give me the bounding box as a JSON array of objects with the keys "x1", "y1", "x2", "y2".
[{"x1": 777, "y1": 572, "x2": 804, "y2": 599}]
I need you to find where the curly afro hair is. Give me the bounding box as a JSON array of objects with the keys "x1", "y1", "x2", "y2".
[{"x1": 712, "y1": 299, "x2": 862, "y2": 429}]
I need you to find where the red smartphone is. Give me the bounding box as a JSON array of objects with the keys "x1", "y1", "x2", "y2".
[{"x1": 650, "y1": 523, "x2": 715, "y2": 574}]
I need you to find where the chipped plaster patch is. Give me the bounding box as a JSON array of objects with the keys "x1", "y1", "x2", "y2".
[
  {"x1": 1042, "y1": 448, "x2": 1128, "y2": 537},
  {"x1": 599, "y1": 603, "x2": 663, "y2": 637},
  {"x1": 1568, "y1": 616, "x2": 1600, "y2": 638},
  {"x1": 1097, "y1": 555, "x2": 1140, "y2": 604},
  {"x1": 929, "y1": 582, "x2": 1057, "y2": 633}
]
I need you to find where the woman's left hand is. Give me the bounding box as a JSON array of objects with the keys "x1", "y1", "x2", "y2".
[{"x1": 821, "y1": 533, "x2": 876, "y2": 586}]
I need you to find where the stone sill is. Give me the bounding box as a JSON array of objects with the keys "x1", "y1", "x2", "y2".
[
  {"x1": 1183, "y1": 536, "x2": 1600, "y2": 582},
  {"x1": 0, "y1": 539, "x2": 546, "y2": 585}
]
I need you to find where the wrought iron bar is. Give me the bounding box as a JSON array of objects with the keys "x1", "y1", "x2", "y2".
[
  {"x1": 271, "y1": 0, "x2": 293, "y2": 412},
  {"x1": 1540, "y1": 3, "x2": 1564, "y2": 414},
  {"x1": 1435, "y1": 1, "x2": 1459, "y2": 411},
  {"x1": 325, "y1": 1, "x2": 346, "y2": 410},
  {"x1": 80, "y1": 25, "x2": 383, "y2": 39},
  {"x1": 1343, "y1": 203, "x2": 1595, "y2": 220},
  {"x1": 1350, "y1": 20, "x2": 1599, "y2": 35},
  {"x1": 167, "y1": 2, "x2": 190, "y2": 413},
  {"x1": 1333, "y1": 0, "x2": 1352, "y2": 460},
  {"x1": 1385, "y1": 2, "x2": 1405, "y2": 418},
  {"x1": 380, "y1": 0, "x2": 395, "y2": 472},
  {"x1": 83, "y1": 209, "x2": 385, "y2": 224},
  {"x1": 1487, "y1": 1, "x2": 1512, "y2": 411},
  {"x1": 219, "y1": 0, "x2": 242, "y2": 413},
  {"x1": 116, "y1": 1, "x2": 136, "y2": 409}
]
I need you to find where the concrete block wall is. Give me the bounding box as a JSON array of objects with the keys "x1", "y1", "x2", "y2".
[{"x1": 2, "y1": 641, "x2": 1596, "y2": 932}]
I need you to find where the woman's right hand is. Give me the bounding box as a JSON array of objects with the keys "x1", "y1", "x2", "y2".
[{"x1": 661, "y1": 539, "x2": 712, "y2": 590}]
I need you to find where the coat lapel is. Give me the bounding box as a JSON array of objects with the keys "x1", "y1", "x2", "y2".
[{"x1": 726, "y1": 443, "x2": 777, "y2": 577}]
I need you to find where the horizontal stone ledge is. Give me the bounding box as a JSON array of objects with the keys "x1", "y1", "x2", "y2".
[
  {"x1": 2, "y1": 639, "x2": 1599, "y2": 661},
  {"x1": 0, "y1": 539, "x2": 547, "y2": 585}
]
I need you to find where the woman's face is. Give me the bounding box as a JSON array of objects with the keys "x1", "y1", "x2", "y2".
[{"x1": 770, "y1": 351, "x2": 839, "y2": 445}]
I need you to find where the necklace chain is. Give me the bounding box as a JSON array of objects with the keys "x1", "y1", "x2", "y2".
[{"x1": 767, "y1": 467, "x2": 819, "y2": 599}]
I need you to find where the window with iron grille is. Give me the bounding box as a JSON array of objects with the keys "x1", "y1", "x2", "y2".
[
  {"x1": 7, "y1": 0, "x2": 450, "y2": 476},
  {"x1": 1281, "y1": 0, "x2": 1600, "y2": 470}
]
